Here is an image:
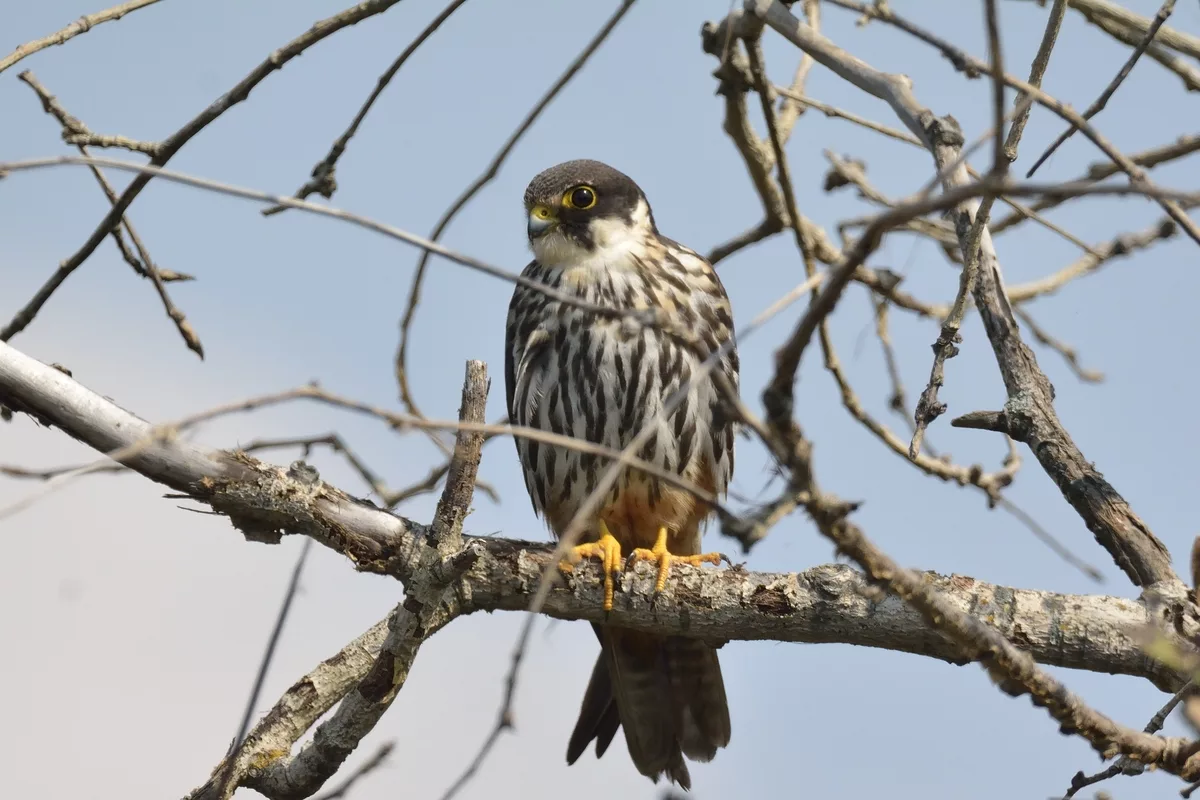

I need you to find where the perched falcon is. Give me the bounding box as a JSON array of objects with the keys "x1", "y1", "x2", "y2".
[{"x1": 504, "y1": 159, "x2": 738, "y2": 788}]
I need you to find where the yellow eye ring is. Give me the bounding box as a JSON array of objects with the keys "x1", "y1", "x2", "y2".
[{"x1": 562, "y1": 185, "x2": 597, "y2": 210}]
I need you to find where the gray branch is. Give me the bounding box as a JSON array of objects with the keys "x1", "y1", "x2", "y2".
[
  {"x1": 0, "y1": 338, "x2": 1182, "y2": 691},
  {"x1": 750, "y1": 0, "x2": 1180, "y2": 592}
]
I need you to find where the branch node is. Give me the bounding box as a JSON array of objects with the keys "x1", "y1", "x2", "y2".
[{"x1": 950, "y1": 410, "x2": 1009, "y2": 433}]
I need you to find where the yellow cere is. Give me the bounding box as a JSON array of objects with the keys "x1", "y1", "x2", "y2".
[{"x1": 531, "y1": 204, "x2": 554, "y2": 220}]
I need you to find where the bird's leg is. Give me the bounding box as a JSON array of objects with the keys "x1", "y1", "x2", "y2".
[
  {"x1": 559, "y1": 519, "x2": 623, "y2": 612},
  {"x1": 627, "y1": 526, "x2": 728, "y2": 595}
]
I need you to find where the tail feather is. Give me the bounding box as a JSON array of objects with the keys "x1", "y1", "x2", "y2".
[
  {"x1": 666, "y1": 637, "x2": 730, "y2": 762},
  {"x1": 565, "y1": 626, "x2": 730, "y2": 789},
  {"x1": 566, "y1": 648, "x2": 620, "y2": 764}
]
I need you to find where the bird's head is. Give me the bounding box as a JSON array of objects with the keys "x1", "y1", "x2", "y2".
[{"x1": 523, "y1": 159, "x2": 656, "y2": 267}]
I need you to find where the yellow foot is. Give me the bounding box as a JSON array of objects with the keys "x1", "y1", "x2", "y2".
[
  {"x1": 627, "y1": 526, "x2": 728, "y2": 595},
  {"x1": 559, "y1": 521, "x2": 623, "y2": 612}
]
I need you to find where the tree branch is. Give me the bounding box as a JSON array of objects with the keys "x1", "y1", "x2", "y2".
[
  {"x1": 17, "y1": 70, "x2": 202, "y2": 357},
  {"x1": 188, "y1": 361, "x2": 490, "y2": 800},
  {"x1": 0, "y1": 332, "x2": 1187, "y2": 691},
  {"x1": 0, "y1": 0, "x2": 166, "y2": 75},
  {"x1": 1, "y1": 0, "x2": 408, "y2": 344},
  {"x1": 1026, "y1": 0, "x2": 1178, "y2": 178},
  {"x1": 752, "y1": 0, "x2": 1180, "y2": 591}
]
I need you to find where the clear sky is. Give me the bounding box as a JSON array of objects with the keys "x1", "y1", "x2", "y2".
[{"x1": 2, "y1": 1, "x2": 1199, "y2": 798}]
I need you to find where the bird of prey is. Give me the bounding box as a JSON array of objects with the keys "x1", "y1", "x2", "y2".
[{"x1": 504, "y1": 159, "x2": 738, "y2": 788}]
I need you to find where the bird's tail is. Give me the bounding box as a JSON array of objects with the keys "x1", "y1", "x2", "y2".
[{"x1": 566, "y1": 626, "x2": 731, "y2": 790}]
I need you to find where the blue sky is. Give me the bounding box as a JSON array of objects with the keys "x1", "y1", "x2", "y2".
[{"x1": 2, "y1": 1, "x2": 1200, "y2": 798}]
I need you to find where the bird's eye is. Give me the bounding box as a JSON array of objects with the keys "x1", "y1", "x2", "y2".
[{"x1": 563, "y1": 185, "x2": 597, "y2": 210}]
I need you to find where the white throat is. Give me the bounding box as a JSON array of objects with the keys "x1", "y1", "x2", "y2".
[{"x1": 530, "y1": 197, "x2": 653, "y2": 270}]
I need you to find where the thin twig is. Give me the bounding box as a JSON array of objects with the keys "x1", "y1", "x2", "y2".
[
  {"x1": 1016, "y1": 307, "x2": 1104, "y2": 383},
  {"x1": 393, "y1": 0, "x2": 637, "y2": 457},
  {"x1": 7, "y1": 156, "x2": 1200, "y2": 249},
  {"x1": 821, "y1": 0, "x2": 1200, "y2": 248},
  {"x1": 1063, "y1": 679, "x2": 1194, "y2": 797},
  {"x1": 792, "y1": 88, "x2": 1100, "y2": 259},
  {"x1": 263, "y1": 0, "x2": 471, "y2": 215},
  {"x1": 61, "y1": 132, "x2": 162, "y2": 157},
  {"x1": 909, "y1": 0, "x2": 1008, "y2": 457},
  {"x1": 1066, "y1": 3, "x2": 1200, "y2": 92},
  {"x1": 984, "y1": 0, "x2": 1006, "y2": 175},
  {"x1": 1027, "y1": 0, "x2": 1178, "y2": 178},
  {"x1": 0, "y1": 155, "x2": 682, "y2": 326},
  {"x1": 230, "y1": 537, "x2": 314, "y2": 751},
  {"x1": 0, "y1": 376, "x2": 732, "y2": 525},
  {"x1": 0, "y1": 0, "x2": 165, "y2": 75},
  {"x1": 773, "y1": 85, "x2": 920, "y2": 146},
  {"x1": 996, "y1": 496, "x2": 1104, "y2": 583},
  {"x1": 1004, "y1": 0, "x2": 1068, "y2": 163},
  {"x1": 1008, "y1": 216, "x2": 1181, "y2": 303},
  {"x1": 17, "y1": 70, "x2": 202, "y2": 357},
  {"x1": 311, "y1": 742, "x2": 395, "y2": 800},
  {"x1": 991, "y1": 134, "x2": 1200, "y2": 234},
  {"x1": 1, "y1": 0, "x2": 409, "y2": 344}
]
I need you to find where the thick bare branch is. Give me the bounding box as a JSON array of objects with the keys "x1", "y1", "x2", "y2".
[
  {"x1": 190, "y1": 361, "x2": 490, "y2": 800},
  {"x1": 0, "y1": 337, "x2": 1181, "y2": 690},
  {"x1": 184, "y1": 616, "x2": 391, "y2": 800}
]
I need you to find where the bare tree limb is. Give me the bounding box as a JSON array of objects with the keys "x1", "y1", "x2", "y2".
[
  {"x1": 751, "y1": 0, "x2": 1180, "y2": 590},
  {"x1": 1026, "y1": 0, "x2": 1178, "y2": 178},
  {"x1": 311, "y1": 742, "x2": 394, "y2": 800},
  {"x1": 184, "y1": 616, "x2": 391, "y2": 800},
  {"x1": 1065, "y1": 3, "x2": 1200, "y2": 92},
  {"x1": 1064, "y1": 0, "x2": 1200, "y2": 59},
  {"x1": 1, "y1": 0, "x2": 409, "y2": 344},
  {"x1": 191, "y1": 361, "x2": 490, "y2": 800},
  {"x1": 4, "y1": 328, "x2": 1194, "y2": 786},
  {"x1": 263, "y1": 0, "x2": 471, "y2": 215},
  {"x1": 17, "y1": 70, "x2": 202, "y2": 358},
  {"x1": 232, "y1": 537, "x2": 314, "y2": 751},
  {"x1": 1064, "y1": 680, "x2": 1194, "y2": 798},
  {"x1": 0, "y1": 0, "x2": 166, "y2": 75},
  {"x1": 1004, "y1": 0, "x2": 1068, "y2": 163},
  {"x1": 990, "y1": 134, "x2": 1200, "y2": 235},
  {"x1": 1015, "y1": 307, "x2": 1105, "y2": 384},
  {"x1": 822, "y1": 0, "x2": 1200, "y2": 248}
]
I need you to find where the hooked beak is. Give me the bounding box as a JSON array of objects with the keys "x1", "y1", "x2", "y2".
[{"x1": 527, "y1": 204, "x2": 557, "y2": 239}]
